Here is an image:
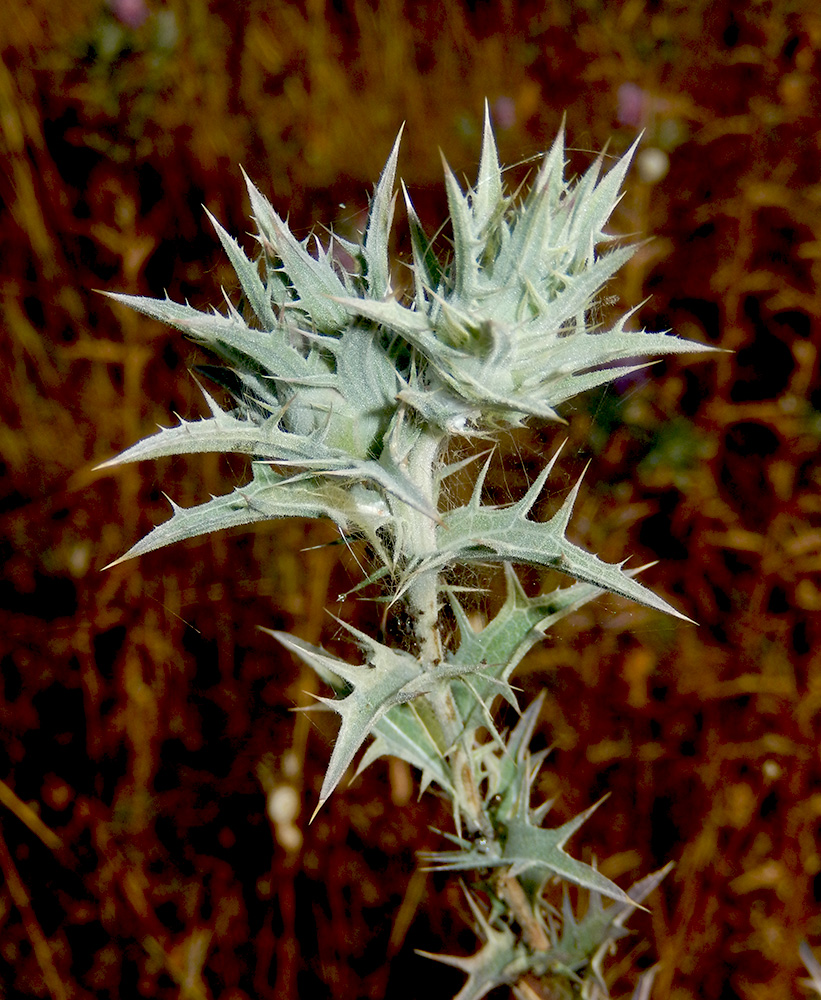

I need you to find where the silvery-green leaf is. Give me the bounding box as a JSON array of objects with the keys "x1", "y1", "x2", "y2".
[
  {"x1": 203, "y1": 207, "x2": 277, "y2": 330},
  {"x1": 102, "y1": 290, "x2": 319, "y2": 382},
  {"x1": 529, "y1": 320, "x2": 720, "y2": 388},
  {"x1": 559, "y1": 863, "x2": 673, "y2": 980},
  {"x1": 408, "y1": 455, "x2": 694, "y2": 623},
  {"x1": 442, "y1": 154, "x2": 482, "y2": 304},
  {"x1": 402, "y1": 181, "x2": 442, "y2": 298},
  {"x1": 472, "y1": 101, "x2": 505, "y2": 239},
  {"x1": 94, "y1": 383, "x2": 288, "y2": 469},
  {"x1": 537, "y1": 361, "x2": 654, "y2": 410},
  {"x1": 271, "y1": 625, "x2": 429, "y2": 813},
  {"x1": 336, "y1": 324, "x2": 398, "y2": 410},
  {"x1": 417, "y1": 888, "x2": 527, "y2": 1000},
  {"x1": 563, "y1": 135, "x2": 641, "y2": 260},
  {"x1": 104, "y1": 464, "x2": 387, "y2": 569},
  {"x1": 445, "y1": 568, "x2": 604, "y2": 725},
  {"x1": 421, "y1": 802, "x2": 630, "y2": 906},
  {"x1": 530, "y1": 115, "x2": 567, "y2": 207},
  {"x1": 511, "y1": 246, "x2": 636, "y2": 344},
  {"x1": 481, "y1": 692, "x2": 547, "y2": 828},
  {"x1": 194, "y1": 362, "x2": 281, "y2": 415},
  {"x1": 396, "y1": 377, "x2": 480, "y2": 433},
  {"x1": 332, "y1": 294, "x2": 443, "y2": 358},
  {"x1": 353, "y1": 663, "x2": 515, "y2": 796},
  {"x1": 502, "y1": 805, "x2": 633, "y2": 906},
  {"x1": 242, "y1": 169, "x2": 350, "y2": 332},
  {"x1": 357, "y1": 700, "x2": 454, "y2": 797},
  {"x1": 361, "y1": 126, "x2": 403, "y2": 300},
  {"x1": 586, "y1": 863, "x2": 674, "y2": 991},
  {"x1": 97, "y1": 380, "x2": 438, "y2": 521},
  {"x1": 449, "y1": 565, "x2": 603, "y2": 678}
]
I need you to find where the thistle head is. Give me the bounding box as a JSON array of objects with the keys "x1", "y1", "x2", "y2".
[{"x1": 336, "y1": 104, "x2": 715, "y2": 435}]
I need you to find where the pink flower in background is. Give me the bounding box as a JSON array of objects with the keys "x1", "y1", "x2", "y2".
[
  {"x1": 617, "y1": 82, "x2": 647, "y2": 127},
  {"x1": 492, "y1": 96, "x2": 516, "y2": 130},
  {"x1": 108, "y1": 0, "x2": 150, "y2": 29}
]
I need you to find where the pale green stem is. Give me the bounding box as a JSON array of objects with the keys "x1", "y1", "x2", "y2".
[
  {"x1": 403, "y1": 426, "x2": 445, "y2": 669},
  {"x1": 399, "y1": 426, "x2": 490, "y2": 835}
]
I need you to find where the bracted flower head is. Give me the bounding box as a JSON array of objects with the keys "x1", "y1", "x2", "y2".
[
  {"x1": 340, "y1": 102, "x2": 715, "y2": 432},
  {"x1": 98, "y1": 105, "x2": 715, "y2": 569}
]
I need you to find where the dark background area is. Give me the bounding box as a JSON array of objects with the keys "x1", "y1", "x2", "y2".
[{"x1": 2, "y1": 2, "x2": 821, "y2": 998}]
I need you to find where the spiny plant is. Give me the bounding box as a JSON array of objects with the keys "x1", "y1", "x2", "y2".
[{"x1": 99, "y1": 105, "x2": 716, "y2": 998}]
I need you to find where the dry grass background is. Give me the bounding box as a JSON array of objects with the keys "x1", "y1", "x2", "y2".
[{"x1": 1, "y1": 1, "x2": 821, "y2": 998}]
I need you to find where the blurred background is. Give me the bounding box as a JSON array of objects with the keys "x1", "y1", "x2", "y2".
[{"x1": 1, "y1": 1, "x2": 820, "y2": 997}]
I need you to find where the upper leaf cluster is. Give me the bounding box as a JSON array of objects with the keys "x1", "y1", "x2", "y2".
[{"x1": 99, "y1": 105, "x2": 713, "y2": 587}]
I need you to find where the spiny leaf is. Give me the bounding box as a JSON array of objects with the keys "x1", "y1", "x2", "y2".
[
  {"x1": 242, "y1": 168, "x2": 350, "y2": 332},
  {"x1": 530, "y1": 114, "x2": 567, "y2": 205},
  {"x1": 402, "y1": 181, "x2": 442, "y2": 298},
  {"x1": 103, "y1": 465, "x2": 388, "y2": 569},
  {"x1": 101, "y1": 290, "x2": 318, "y2": 382},
  {"x1": 331, "y1": 294, "x2": 442, "y2": 358},
  {"x1": 405, "y1": 455, "x2": 695, "y2": 623},
  {"x1": 511, "y1": 246, "x2": 637, "y2": 343},
  {"x1": 442, "y1": 152, "x2": 482, "y2": 304},
  {"x1": 560, "y1": 863, "x2": 674, "y2": 969},
  {"x1": 483, "y1": 691, "x2": 547, "y2": 825},
  {"x1": 94, "y1": 383, "x2": 288, "y2": 470},
  {"x1": 586, "y1": 863, "x2": 674, "y2": 992},
  {"x1": 502, "y1": 804, "x2": 634, "y2": 906},
  {"x1": 417, "y1": 888, "x2": 527, "y2": 1000},
  {"x1": 445, "y1": 567, "x2": 606, "y2": 725},
  {"x1": 270, "y1": 628, "x2": 427, "y2": 813},
  {"x1": 356, "y1": 700, "x2": 454, "y2": 797},
  {"x1": 203, "y1": 206, "x2": 277, "y2": 329},
  {"x1": 472, "y1": 101, "x2": 504, "y2": 238},
  {"x1": 528, "y1": 316, "x2": 721, "y2": 387},
  {"x1": 361, "y1": 125, "x2": 403, "y2": 299},
  {"x1": 563, "y1": 134, "x2": 642, "y2": 260},
  {"x1": 448, "y1": 564, "x2": 604, "y2": 677},
  {"x1": 328, "y1": 323, "x2": 399, "y2": 420},
  {"x1": 96, "y1": 376, "x2": 439, "y2": 524},
  {"x1": 421, "y1": 802, "x2": 632, "y2": 906}
]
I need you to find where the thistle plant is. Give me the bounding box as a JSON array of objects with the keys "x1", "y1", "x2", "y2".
[{"x1": 99, "y1": 106, "x2": 715, "y2": 998}]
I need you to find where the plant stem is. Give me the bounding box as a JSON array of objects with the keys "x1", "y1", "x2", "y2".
[
  {"x1": 403, "y1": 425, "x2": 445, "y2": 669},
  {"x1": 496, "y1": 871, "x2": 549, "y2": 952},
  {"x1": 399, "y1": 426, "x2": 490, "y2": 834}
]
